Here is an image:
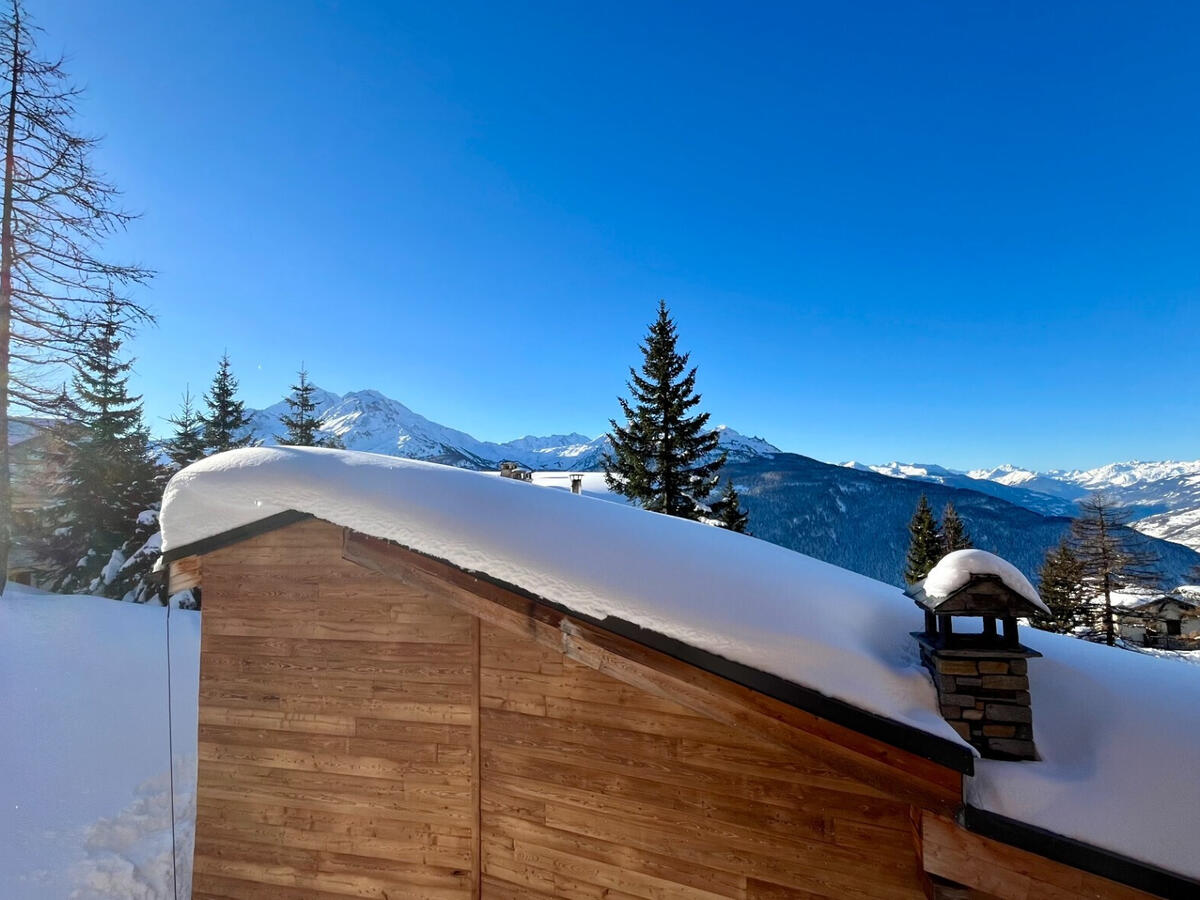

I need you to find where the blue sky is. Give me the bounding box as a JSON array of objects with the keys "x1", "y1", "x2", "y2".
[{"x1": 30, "y1": 1, "x2": 1200, "y2": 470}]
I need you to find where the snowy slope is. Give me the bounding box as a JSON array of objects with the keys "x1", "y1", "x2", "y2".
[
  {"x1": 245, "y1": 387, "x2": 778, "y2": 471},
  {"x1": 730, "y1": 455, "x2": 1200, "y2": 588},
  {"x1": 966, "y1": 464, "x2": 1091, "y2": 502},
  {"x1": 0, "y1": 585, "x2": 200, "y2": 899},
  {"x1": 844, "y1": 461, "x2": 1079, "y2": 517},
  {"x1": 859, "y1": 458, "x2": 1200, "y2": 552},
  {"x1": 159, "y1": 447, "x2": 1200, "y2": 882},
  {"x1": 969, "y1": 460, "x2": 1200, "y2": 551}
]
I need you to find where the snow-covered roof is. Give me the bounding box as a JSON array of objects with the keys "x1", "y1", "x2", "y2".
[
  {"x1": 922, "y1": 548, "x2": 1051, "y2": 615},
  {"x1": 160, "y1": 447, "x2": 1200, "y2": 884}
]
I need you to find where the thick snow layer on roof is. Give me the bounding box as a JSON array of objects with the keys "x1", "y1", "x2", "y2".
[
  {"x1": 923, "y1": 548, "x2": 1050, "y2": 615},
  {"x1": 161, "y1": 448, "x2": 1200, "y2": 882},
  {"x1": 969, "y1": 629, "x2": 1200, "y2": 881},
  {"x1": 161, "y1": 447, "x2": 960, "y2": 744}
]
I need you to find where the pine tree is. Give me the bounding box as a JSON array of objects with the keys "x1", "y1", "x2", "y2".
[
  {"x1": 904, "y1": 494, "x2": 943, "y2": 584},
  {"x1": 1034, "y1": 539, "x2": 1088, "y2": 634},
  {"x1": 104, "y1": 507, "x2": 163, "y2": 603},
  {"x1": 603, "y1": 301, "x2": 725, "y2": 520},
  {"x1": 277, "y1": 365, "x2": 339, "y2": 447},
  {"x1": 1070, "y1": 493, "x2": 1160, "y2": 646},
  {"x1": 163, "y1": 387, "x2": 206, "y2": 470},
  {"x1": 201, "y1": 353, "x2": 253, "y2": 452},
  {"x1": 39, "y1": 299, "x2": 162, "y2": 593},
  {"x1": 711, "y1": 479, "x2": 750, "y2": 534},
  {"x1": 0, "y1": 1, "x2": 154, "y2": 591},
  {"x1": 941, "y1": 501, "x2": 973, "y2": 554}
]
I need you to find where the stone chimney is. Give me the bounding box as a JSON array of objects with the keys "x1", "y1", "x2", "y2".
[
  {"x1": 570, "y1": 474, "x2": 584, "y2": 495},
  {"x1": 906, "y1": 550, "x2": 1044, "y2": 761}
]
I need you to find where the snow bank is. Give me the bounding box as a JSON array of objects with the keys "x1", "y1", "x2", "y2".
[
  {"x1": 0, "y1": 585, "x2": 200, "y2": 899},
  {"x1": 159, "y1": 448, "x2": 1200, "y2": 883},
  {"x1": 161, "y1": 447, "x2": 959, "y2": 744},
  {"x1": 923, "y1": 548, "x2": 1050, "y2": 614}
]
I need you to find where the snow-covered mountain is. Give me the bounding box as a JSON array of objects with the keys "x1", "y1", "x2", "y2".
[
  {"x1": 841, "y1": 461, "x2": 1079, "y2": 517},
  {"x1": 243, "y1": 387, "x2": 1200, "y2": 555},
  {"x1": 732, "y1": 454, "x2": 1200, "y2": 589},
  {"x1": 245, "y1": 388, "x2": 780, "y2": 472},
  {"x1": 859, "y1": 458, "x2": 1200, "y2": 552},
  {"x1": 965, "y1": 464, "x2": 1090, "y2": 502}
]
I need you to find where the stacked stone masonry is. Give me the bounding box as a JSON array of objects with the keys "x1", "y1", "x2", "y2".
[{"x1": 920, "y1": 646, "x2": 1036, "y2": 761}]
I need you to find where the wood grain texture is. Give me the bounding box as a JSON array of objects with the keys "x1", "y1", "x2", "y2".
[
  {"x1": 192, "y1": 519, "x2": 478, "y2": 899},
  {"x1": 920, "y1": 813, "x2": 1158, "y2": 900},
  {"x1": 478, "y1": 620, "x2": 929, "y2": 900},
  {"x1": 343, "y1": 529, "x2": 964, "y2": 815}
]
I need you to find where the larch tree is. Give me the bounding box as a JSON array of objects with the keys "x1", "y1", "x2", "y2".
[
  {"x1": 277, "y1": 365, "x2": 339, "y2": 447},
  {"x1": 941, "y1": 501, "x2": 973, "y2": 553},
  {"x1": 603, "y1": 301, "x2": 725, "y2": 520},
  {"x1": 163, "y1": 387, "x2": 206, "y2": 470},
  {"x1": 39, "y1": 298, "x2": 161, "y2": 593},
  {"x1": 0, "y1": 0, "x2": 153, "y2": 592},
  {"x1": 201, "y1": 353, "x2": 253, "y2": 453},
  {"x1": 711, "y1": 478, "x2": 750, "y2": 534},
  {"x1": 1034, "y1": 539, "x2": 1088, "y2": 634},
  {"x1": 904, "y1": 494, "x2": 943, "y2": 584},
  {"x1": 1070, "y1": 493, "x2": 1160, "y2": 646}
]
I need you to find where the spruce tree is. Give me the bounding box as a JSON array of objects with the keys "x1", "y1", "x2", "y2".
[
  {"x1": 941, "y1": 501, "x2": 973, "y2": 554},
  {"x1": 711, "y1": 479, "x2": 750, "y2": 534},
  {"x1": 201, "y1": 353, "x2": 253, "y2": 452},
  {"x1": 1070, "y1": 493, "x2": 1160, "y2": 646},
  {"x1": 163, "y1": 387, "x2": 206, "y2": 470},
  {"x1": 1033, "y1": 539, "x2": 1089, "y2": 634},
  {"x1": 277, "y1": 365, "x2": 339, "y2": 447},
  {"x1": 603, "y1": 301, "x2": 725, "y2": 520},
  {"x1": 40, "y1": 299, "x2": 162, "y2": 593},
  {"x1": 0, "y1": 1, "x2": 154, "y2": 590},
  {"x1": 904, "y1": 494, "x2": 943, "y2": 584}
]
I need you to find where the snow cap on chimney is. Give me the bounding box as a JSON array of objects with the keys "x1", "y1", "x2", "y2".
[{"x1": 906, "y1": 550, "x2": 1045, "y2": 761}]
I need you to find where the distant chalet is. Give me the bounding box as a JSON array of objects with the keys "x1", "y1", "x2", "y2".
[
  {"x1": 162, "y1": 447, "x2": 1198, "y2": 900},
  {"x1": 1118, "y1": 592, "x2": 1200, "y2": 649}
]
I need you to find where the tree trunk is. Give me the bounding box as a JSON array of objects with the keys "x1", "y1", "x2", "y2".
[
  {"x1": 0, "y1": 1, "x2": 19, "y2": 594},
  {"x1": 1103, "y1": 575, "x2": 1114, "y2": 646}
]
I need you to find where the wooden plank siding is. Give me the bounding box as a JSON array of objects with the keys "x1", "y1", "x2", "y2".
[
  {"x1": 477, "y1": 619, "x2": 928, "y2": 899},
  {"x1": 184, "y1": 518, "x2": 1159, "y2": 899},
  {"x1": 191, "y1": 519, "x2": 479, "y2": 900}
]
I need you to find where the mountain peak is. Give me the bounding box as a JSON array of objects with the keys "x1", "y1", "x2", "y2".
[{"x1": 244, "y1": 390, "x2": 779, "y2": 471}]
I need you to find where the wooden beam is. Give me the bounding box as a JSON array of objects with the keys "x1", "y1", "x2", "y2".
[
  {"x1": 168, "y1": 554, "x2": 201, "y2": 594},
  {"x1": 343, "y1": 530, "x2": 963, "y2": 816},
  {"x1": 920, "y1": 812, "x2": 1158, "y2": 900}
]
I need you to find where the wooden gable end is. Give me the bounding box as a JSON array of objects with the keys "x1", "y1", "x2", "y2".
[{"x1": 182, "y1": 517, "x2": 1163, "y2": 900}]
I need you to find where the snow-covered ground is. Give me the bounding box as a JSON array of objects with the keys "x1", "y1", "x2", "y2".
[{"x1": 0, "y1": 585, "x2": 199, "y2": 899}]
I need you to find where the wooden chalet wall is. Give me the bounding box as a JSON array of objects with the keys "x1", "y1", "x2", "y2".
[
  {"x1": 477, "y1": 620, "x2": 927, "y2": 899},
  {"x1": 191, "y1": 519, "x2": 479, "y2": 899},
  {"x1": 184, "y1": 518, "x2": 1162, "y2": 900}
]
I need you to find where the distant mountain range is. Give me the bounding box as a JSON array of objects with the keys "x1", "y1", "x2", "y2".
[
  {"x1": 844, "y1": 460, "x2": 1200, "y2": 553},
  {"x1": 738, "y1": 456, "x2": 1200, "y2": 589},
  {"x1": 242, "y1": 387, "x2": 1200, "y2": 588},
  {"x1": 246, "y1": 387, "x2": 779, "y2": 471}
]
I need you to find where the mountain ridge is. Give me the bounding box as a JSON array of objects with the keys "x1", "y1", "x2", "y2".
[
  {"x1": 246, "y1": 387, "x2": 780, "y2": 472},
  {"x1": 243, "y1": 386, "x2": 1200, "y2": 557}
]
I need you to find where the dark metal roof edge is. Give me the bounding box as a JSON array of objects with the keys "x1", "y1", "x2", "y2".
[
  {"x1": 159, "y1": 510, "x2": 315, "y2": 564},
  {"x1": 164, "y1": 510, "x2": 975, "y2": 774},
  {"x1": 962, "y1": 806, "x2": 1198, "y2": 899}
]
